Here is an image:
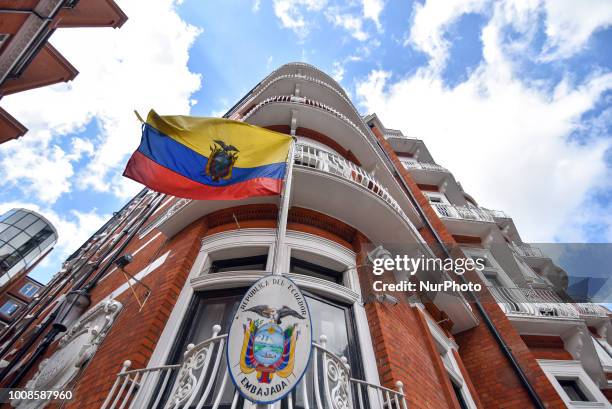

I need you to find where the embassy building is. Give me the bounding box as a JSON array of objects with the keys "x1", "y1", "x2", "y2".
[{"x1": 1, "y1": 63, "x2": 611, "y2": 409}]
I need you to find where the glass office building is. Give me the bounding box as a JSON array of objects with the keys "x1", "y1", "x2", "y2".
[{"x1": 0, "y1": 209, "x2": 57, "y2": 287}]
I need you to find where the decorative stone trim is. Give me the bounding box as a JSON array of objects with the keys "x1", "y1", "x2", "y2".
[{"x1": 11, "y1": 299, "x2": 122, "y2": 409}]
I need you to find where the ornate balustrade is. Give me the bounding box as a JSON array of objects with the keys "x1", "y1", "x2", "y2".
[
  {"x1": 294, "y1": 143, "x2": 410, "y2": 226},
  {"x1": 400, "y1": 160, "x2": 448, "y2": 173},
  {"x1": 242, "y1": 95, "x2": 370, "y2": 143},
  {"x1": 511, "y1": 243, "x2": 545, "y2": 258},
  {"x1": 244, "y1": 73, "x2": 367, "y2": 134},
  {"x1": 430, "y1": 203, "x2": 494, "y2": 223},
  {"x1": 574, "y1": 303, "x2": 610, "y2": 318},
  {"x1": 101, "y1": 326, "x2": 407, "y2": 409},
  {"x1": 488, "y1": 286, "x2": 609, "y2": 320},
  {"x1": 137, "y1": 144, "x2": 410, "y2": 237}
]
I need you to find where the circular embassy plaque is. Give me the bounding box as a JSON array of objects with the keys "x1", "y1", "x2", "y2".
[{"x1": 227, "y1": 275, "x2": 312, "y2": 404}]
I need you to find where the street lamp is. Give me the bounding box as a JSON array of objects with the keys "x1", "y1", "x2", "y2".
[{"x1": 52, "y1": 289, "x2": 91, "y2": 332}]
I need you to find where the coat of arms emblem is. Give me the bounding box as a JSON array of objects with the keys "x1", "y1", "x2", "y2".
[
  {"x1": 227, "y1": 276, "x2": 312, "y2": 403},
  {"x1": 240, "y1": 305, "x2": 305, "y2": 383},
  {"x1": 205, "y1": 139, "x2": 239, "y2": 181}
]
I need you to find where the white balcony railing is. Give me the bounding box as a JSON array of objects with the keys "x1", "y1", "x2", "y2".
[
  {"x1": 488, "y1": 286, "x2": 609, "y2": 320},
  {"x1": 294, "y1": 143, "x2": 410, "y2": 226},
  {"x1": 511, "y1": 243, "x2": 545, "y2": 258},
  {"x1": 242, "y1": 95, "x2": 370, "y2": 144},
  {"x1": 430, "y1": 203, "x2": 495, "y2": 223},
  {"x1": 401, "y1": 161, "x2": 448, "y2": 173},
  {"x1": 574, "y1": 303, "x2": 611, "y2": 318},
  {"x1": 101, "y1": 326, "x2": 407, "y2": 409}
]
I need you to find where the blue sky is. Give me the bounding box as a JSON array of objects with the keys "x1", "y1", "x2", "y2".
[{"x1": 0, "y1": 0, "x2": 611, "y2": 284}]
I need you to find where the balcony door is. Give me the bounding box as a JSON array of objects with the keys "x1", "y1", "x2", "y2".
[{"x1": 160, "y1": 287, "x2": 362, "y2": 409}]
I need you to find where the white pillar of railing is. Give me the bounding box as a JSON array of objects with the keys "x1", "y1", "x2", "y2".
[{"x1": 101, "y1": 327, "x2": 409, "y2": 409}]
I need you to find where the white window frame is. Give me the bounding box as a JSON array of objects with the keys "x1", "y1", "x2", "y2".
[
  {"x1": 538, "y1": 359, "x2": 609, "y2": 408},
  {"x1": 0, "y1": 297, "x2": 22, "y2": 317},
  {"x1": 423, "y1": 307, "x2": 479, "y2": 409},
  {"x1": 140, "y1": 228, "x2": 382, "y2": 407},
  {"x1": 19, "y1": 282, "x2": 40, "y2": 298},
  {"x1": 425, "y1": 191, "x2": 450, "y2": 205}
]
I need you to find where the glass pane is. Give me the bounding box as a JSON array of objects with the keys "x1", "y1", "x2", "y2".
[
  {"x1": 38, "y1": 235, "x2": 56, "y2": 253},
  {"x1": 0, "y1": 209, "x2": 16, "y2": 222},
  {"x1": 24, "y1": 248, "x2": 41, "y2": 266},
  {"x1": 0, "y1": 223, "x2": 8, "y2": 233},
  {"x1": 0, "y1": 243, "x2": 15, "y2": 258},
  {"x1": 0, "y1": 226, "x2": 19, "y2": 242},
  {"x1": 0, "y1": 300, "x2": 20, "y2": 316},
  {"x1": 558, "y1": 379, "x2": 588, "y2": 402},
  {"x1": 25, "y1": 219, "x2": 46, "y2": 236},
  {"x1": 210, "y1": 255, "x2": 267, "y2": 273},
  {"x1": 290, "y1": 258, "x2": 342, "y2": 284},
  {"x1": 10, "y1": 232, "x2": 29, "y2": 249},
  {"x1": 163, "y1": 292, "x2": 243, "y2": 408},
  {"x1": 3, "y1": 211, "x2": 24, "y2": 225},
  {"x1": 14, "y1": 214, "x2": 37, "y2": 230},
  {"x1": 306, "y1": 296, "x2": 349, "y2": 357}
]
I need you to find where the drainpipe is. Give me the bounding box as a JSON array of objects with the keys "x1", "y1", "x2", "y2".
[
  {"x1": 0, "y1": 190, "x2": 148, "y2": 356},
  {"x1": 1, "y1": 192, "x2": 164, "y2": 387},
  {"x1": 369, "y1": 129, "x2": 547, "y2": 409}
]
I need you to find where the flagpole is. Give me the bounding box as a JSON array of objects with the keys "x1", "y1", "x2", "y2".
[{"x1": 272, "y1": 138, "x2": 296, "y2": 276}]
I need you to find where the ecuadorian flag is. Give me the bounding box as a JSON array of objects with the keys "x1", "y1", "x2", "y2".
[{"x1": 123, "y1": 110, "x2": 292, "y2": 200}]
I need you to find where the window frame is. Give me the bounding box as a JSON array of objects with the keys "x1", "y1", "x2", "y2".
[
  {"x1": 538, "y1": 359, "x2": 609, "y2": 407},
  {"x1": 424, "y1": 306, "x2": 479, "y2": 409},
  {"x1": 19, "y1": 282, "x2": 40, "y2": 298},
  {"x1": 0, "y1": 297, "x2": 23, "y2": 318},
  {"x1": 137, "y1": 228, "x2": 381, "y2": 408}
]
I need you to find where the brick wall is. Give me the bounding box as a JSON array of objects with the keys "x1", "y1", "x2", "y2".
[
  {"x1": 521, "y1": 335, "x2": 573, "y2": 361},
  {"x1": 62, "y1": 219, "x2": 208, "y2": 408},
  {"x1": 369, "y1": 125, "x2": 567, "y2": 408}
]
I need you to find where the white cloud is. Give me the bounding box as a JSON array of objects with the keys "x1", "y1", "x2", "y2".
[
  {"x1": 0, "y1": 134, "x2": 80, "y2": 203},
  {"x1": 541, "y1": 0, "x2": 612, "y2": 60},
  {"x1": 362, "y1": 0, "x2": 384, "y2": 31},
  {"x1": 272, "y1": 0, "x2": 327, "y2": 39},
  {"x1": 331, "y1": 61, "x2": 345, "y2": 82},
  {"x1": 358, "y1": 0, "x2": 612, "y2": 242},
  {"x1": 0, "y1": 0, "x2": 201, "y2": 198},
  {"x1": 252, "y1": 0, "x2": 261, "y2": 12},
  {"x1": 326, "y1": 9, "x2": 369, "y2": 41},
  {"x1": 407, "y1": 0, "x2": 489, "y2": 70}
]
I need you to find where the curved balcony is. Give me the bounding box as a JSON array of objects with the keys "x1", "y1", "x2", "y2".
[
  {"x1": 242, "y1": 95, "x2": 387, "y2": 176},
  {"x1": 488, "y1": 286, "x2": 610, "y2": 321},
  {"x1": 294, "y1": 143, "x2": 410, "y2": 227},
  {"x1": 243, "y1": 95, "x2": 368, "y2": 140},
  {"x1": 255, "y1": 62, "x2": 350, "y2": 100},
  {"x1": 511, "y1": 243, "x2": 545, "y2": 258},
  {"x1": 401, "y1": 160, "x2": 449, "y2": 186},
  {"x1": 240, "y1": 74, "x2": 369, "y2": 136},
  {"x1": 146, "y1": 143, "x2": 421, "y2": 250},
  {"x1": 431, "y1": 203, "x2": 494, "y2": 223},
  {"x1": 101, "y1": 325, "x2": 407, "y2": 409},
  {"x1": 401, "y1": 160, "x2": 448, "y2": 173}
]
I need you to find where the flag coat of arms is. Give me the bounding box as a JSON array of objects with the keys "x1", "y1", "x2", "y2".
[{"x1": 123, "y1": 110, "x2": 292, "y2": 200}]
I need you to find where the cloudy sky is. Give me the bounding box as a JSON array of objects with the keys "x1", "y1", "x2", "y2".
[{"x1": 1, "y1": 0, "x2": 611, "y2": 283}]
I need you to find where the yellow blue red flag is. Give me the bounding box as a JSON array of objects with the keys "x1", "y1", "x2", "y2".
[{"x1": 123, "y1": 110, "x2": 292, "y2": 200}]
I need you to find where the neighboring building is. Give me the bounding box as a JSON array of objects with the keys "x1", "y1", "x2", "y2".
[
  {"x1": 1, "y1": 63, "x2": 610, "y2": 409},
  {"x1": 0, "y1": 0, "x2": 127, "y2": 143},
  {"x1": 0, "y1": 208, "x2": 56, "y2": 333},
  {"x1": 0, "y1": 275, "x2": 43, "y2": 331}
]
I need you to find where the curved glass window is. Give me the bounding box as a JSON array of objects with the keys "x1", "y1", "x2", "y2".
[{"x1": 0, "y1": 209, "x2": 56, "y2": 279}]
